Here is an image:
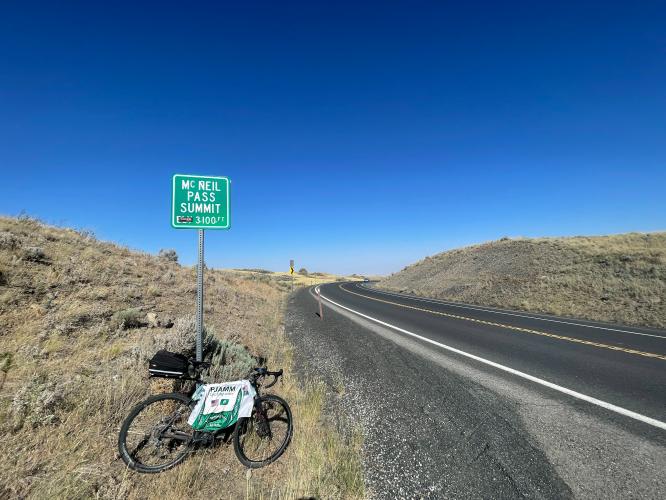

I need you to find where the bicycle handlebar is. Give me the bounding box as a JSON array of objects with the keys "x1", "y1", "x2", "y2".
[
  {"x1": 250, "y1": 367, "x2": 283, "y2": 388},
  {"x1": 188, "y1": 361, "x2": 283, "y2": 387},
  {"x1": 263, "y1": 369, "x2": 283, "y2": 388}
]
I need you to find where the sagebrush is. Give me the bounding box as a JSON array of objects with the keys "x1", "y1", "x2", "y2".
[{"x1": 0, "y1": 216, "x2": 363, "y2": 499}]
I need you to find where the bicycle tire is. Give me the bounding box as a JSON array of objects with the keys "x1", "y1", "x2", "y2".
[
  {"x1": 118, "y1": 392, "x2": 194, "y2": 473},
  {"x1": 233, "y1": 394, "x2": 293, "y2": 468}
]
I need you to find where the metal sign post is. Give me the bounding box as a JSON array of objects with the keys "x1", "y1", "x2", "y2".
[
  {"x1": 290, "y1": 259, "x2": 295, "y2": 292},
  {"x1": 195, "y1": 229, "x2": 205, "y2": 361},
  {"x1": 172, "y1": 174, "x2": 230, "y2": 362}
]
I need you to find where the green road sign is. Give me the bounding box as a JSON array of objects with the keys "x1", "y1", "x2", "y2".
[{"x1": 172, "y1": 174, "x2": 230, "y2": 229}]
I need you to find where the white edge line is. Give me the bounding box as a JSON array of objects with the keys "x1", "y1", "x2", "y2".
[
  {"x1": 315, "y1": 288, "x2": 666, "y2": 431},
  {"x1": 359, "y1": 284, "x2": 666, "y2": 340}
]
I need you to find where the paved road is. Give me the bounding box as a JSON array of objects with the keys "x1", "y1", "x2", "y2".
[
  {"x1": 286, "y1": 283, "x2": 666, "y2": 499},
  {"x1": 326, "y1": 282, "x2": 666, "y2": 428}
]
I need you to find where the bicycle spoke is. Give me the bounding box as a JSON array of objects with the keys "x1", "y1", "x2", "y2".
[
  {"x1": 237, "y1": 397, "x2": 291, "y2": 464},
  {"x1": 122, "y1": 396, "x2": 193, "y2": 469},
  {"x1": 130, "y1": 432, "x2": 151, "y2": 452}
]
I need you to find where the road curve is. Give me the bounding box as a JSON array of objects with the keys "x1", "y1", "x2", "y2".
[
  {"x1": 320, "y1": 282, "x2": 666, "y2": 429},
  {"x1": 288, "y1": 282, "x2": 666, "y2": 498}
]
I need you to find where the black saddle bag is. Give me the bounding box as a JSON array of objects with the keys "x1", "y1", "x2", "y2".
[{"x1": 148, "y1": 350, "x2": 190, "y2": 379}]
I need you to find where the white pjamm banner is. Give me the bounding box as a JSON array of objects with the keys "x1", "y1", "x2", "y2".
[{"x1": 188, "y1": 380, "x2": 256, "y2": 431}]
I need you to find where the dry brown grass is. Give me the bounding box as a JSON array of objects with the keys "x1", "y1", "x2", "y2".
[
  {"x1": 229, "y1": 268, "x2": 364, "y2": 288},
  {"x1": 378, "y1": 233, "x2": 666, "y2": 328},
  {"x1": 0, "y1": 216, "x2": 363, "y2": 499}
]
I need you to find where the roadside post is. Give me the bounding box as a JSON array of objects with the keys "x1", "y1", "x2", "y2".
[
  {"x1": 318, "y1": 286, "x2": 324, "y2": 320},
  {"x1": 172, "y1": 174, "x2": 230, "y2": 362},
  {"x1": 290, "y1": 259, "x2": 295, "y2": 292}
]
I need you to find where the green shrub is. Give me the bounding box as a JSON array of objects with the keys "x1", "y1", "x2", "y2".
[
  {"x1": 0, "y1": 231, "x2": 18, "y2": 249},
  {"x1": 111, "y1": 308, "x2": 144, "y2": 330},
  {"x1": 206, "y1": 340, "x2": 257, "y2": 382},
  {"x1": 10, "y1": 374, "x2": 68, "y2": 430},
  {"x1": 23, "y1": 246, "x2": 48, "y2": 263},
  {"x1": 158, "y1": 249, "x2": 178, "y2": 262}
]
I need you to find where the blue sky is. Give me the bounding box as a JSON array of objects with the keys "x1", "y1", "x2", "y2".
[{"x1": 1, "y1": 1, "x2": 665, "y2": 275}]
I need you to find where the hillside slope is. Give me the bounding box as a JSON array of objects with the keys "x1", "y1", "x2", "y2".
[
  {"x1": 378, "y1": 233, "x2": 666, "y2": 328},
  {"x1": 0, "y1": 216, "x2": 362, "y2": 499}
]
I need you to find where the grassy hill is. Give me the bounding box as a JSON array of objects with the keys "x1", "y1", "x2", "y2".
[
  {"x1": 0, "y1": 216, "x2": 363, "y2": 499},
  {"x1": 377, "y1": 233, "x2": 666, "y2": 328}
]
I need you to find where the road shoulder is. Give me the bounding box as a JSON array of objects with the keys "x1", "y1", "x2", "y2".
[{"x1": 286, "y1": 288, "x2": 573, "y2": 499}]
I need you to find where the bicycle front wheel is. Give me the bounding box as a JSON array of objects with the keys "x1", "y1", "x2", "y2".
[
  {"x1": 233, "y1": 394, "x2": 293, "y2": 468},
  {"x1": 118, "y1": 392, "x2": 194, "y2": 473}
]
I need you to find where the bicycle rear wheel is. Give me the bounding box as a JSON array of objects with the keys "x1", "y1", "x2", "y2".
[
  {"x1": 233, "y1": 394, "x2": 293, "y2": 468},
  {"x1": 118, "y1": 392, "x2": 194, "y2": 473}
]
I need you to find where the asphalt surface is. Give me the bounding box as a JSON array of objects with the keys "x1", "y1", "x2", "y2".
[{"x1": 286, "y1": 283, "x2": 666, "y2": 499}]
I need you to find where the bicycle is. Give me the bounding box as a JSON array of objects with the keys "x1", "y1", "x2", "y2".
[{"x1": 118, "y1": 360, "x2": 293, "y2": 473}]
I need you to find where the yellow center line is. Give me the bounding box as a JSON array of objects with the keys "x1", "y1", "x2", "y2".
[{"x1": 338, "y1": 284, "x2": 666, "y2": 361}]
